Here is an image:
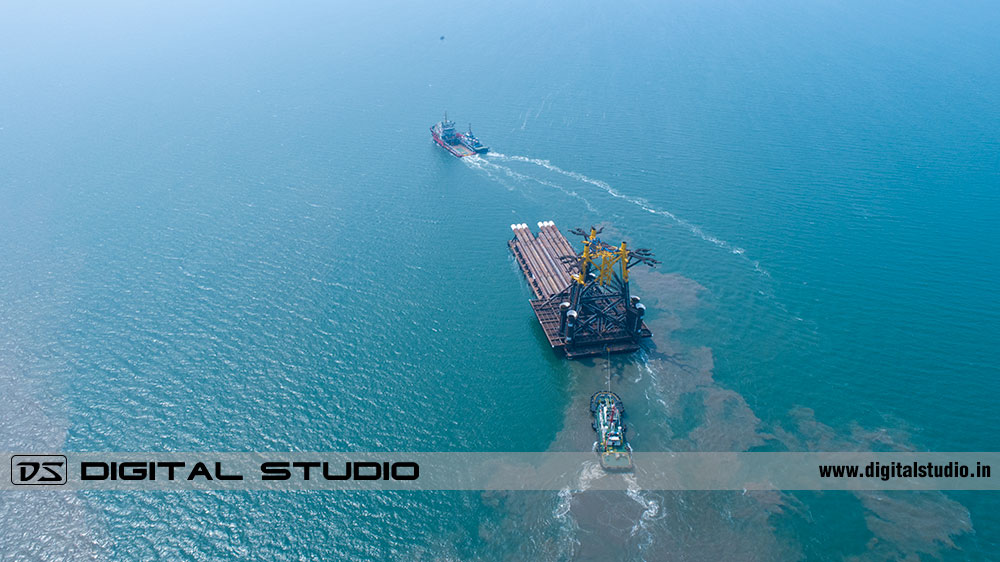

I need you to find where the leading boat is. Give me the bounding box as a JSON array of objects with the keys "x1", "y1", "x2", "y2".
[{"x1": 430, "y1": 113, "x2": 488, "y2": 157}]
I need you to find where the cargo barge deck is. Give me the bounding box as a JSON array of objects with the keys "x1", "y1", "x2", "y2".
[{"x1": 508, "y1": 221, "x2": 653, "y2": 359}]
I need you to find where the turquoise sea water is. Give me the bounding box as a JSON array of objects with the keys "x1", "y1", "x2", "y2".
[{"x1": 2, "y1": 1, "x2": 998, "y2": 559}]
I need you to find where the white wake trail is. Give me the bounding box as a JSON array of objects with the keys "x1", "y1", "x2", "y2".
[
  {"x1": 465, "y1": 155, "x2": 599, "y2": 213},
  {"x1": 623, "y1": 473, "x2": 666, "y2": 554},
  {"x1": 488, "y1": 152, "x2": 769, "y2": 277},
  {"x1": 550, "y1": 459, "x2": 605, "y2": 556},
  {"x1": 462, "y1": 154, "x2": 516, "y2": 191}
]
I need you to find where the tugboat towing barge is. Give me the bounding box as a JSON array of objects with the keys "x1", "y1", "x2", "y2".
[
  {"x1": 458, "y1": 124, "x2": 489, "y2": 154},
  {"x1": 591, "y1": 390, "x2": 633, "y2": 471},
  {"x1": 430, "y1": 113, "x2": 488, "y2": 157}
]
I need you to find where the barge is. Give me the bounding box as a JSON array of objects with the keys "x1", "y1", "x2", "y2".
[{"x1": 508, "y1": 222, "x2": 655, "y2": 358}]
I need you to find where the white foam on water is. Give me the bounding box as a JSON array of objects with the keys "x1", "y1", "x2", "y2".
[
  {"x1": 552, "y1": 459, "x2": 607, "y2": 521},
  {"x1": 553, "y1": 488, "x2": 573, "y2": 520},
  {"x1": 466, "y1": 155, "x2": 599, "y2": 213},
  {"x1": 624, "y1": 474, "x2": 663, "y2": 524},
  {"x1": 550, "y1": 459, "x2": 606, "y2": 558},
  {"x1": 623, "y1": 473, "x2": 667, "y2": 554},
  {"x1": 461, "y1": 154, "x2": 516, "y2": 191},
  {"x1": 488, "y1": 152, "x2": 770, "y2": 277}
]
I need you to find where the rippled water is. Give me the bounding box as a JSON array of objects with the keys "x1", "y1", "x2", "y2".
[{"x1": 2, "y1": 0, "x2": 998, "y2": 559}]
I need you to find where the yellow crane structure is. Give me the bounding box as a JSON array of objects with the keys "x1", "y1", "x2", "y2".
[{"x1": 509, "y1": 222, "x2": 657, "y2": 358}]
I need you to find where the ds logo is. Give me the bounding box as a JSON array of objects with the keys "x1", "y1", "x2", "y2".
[{"x1": 11, "y1": 455, "x2": 67, "y2": 485}]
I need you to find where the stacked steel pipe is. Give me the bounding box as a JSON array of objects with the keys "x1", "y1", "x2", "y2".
[
  {"x1": 538, "y1": 221, "x2": 577, "y2": 262},
  {"x1": 509, "y1": 222, "x2": 576, "y2": 299}
]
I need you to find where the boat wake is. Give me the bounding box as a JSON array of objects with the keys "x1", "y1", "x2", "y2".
[
  {"x1": 463, "y1": 155, "x2": 598, "y2": 213},
  {"x1": 624, "y1": 473, "x2": 666, "y2": 553},
  {"x1": 486, "y1": 152, "x2": 769, "y2": 277},
  {"x1": 550, "y1": 460, "x2": 604, "y2": 557},
  {"x1": 549, "y1": 456, "x2": 673, "y2": 556},
  {"x1": 552, "y1": 460, "x2": 609, "y2": 522}
]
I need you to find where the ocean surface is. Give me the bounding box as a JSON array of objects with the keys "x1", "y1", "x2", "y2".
[{"x1": 2, "y1": 1, "x2": 998, "y2": 559}]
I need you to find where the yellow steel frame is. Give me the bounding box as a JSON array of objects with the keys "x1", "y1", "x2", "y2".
[{"x1": 572, "y1": 228, "x2": 631, "y2": 286}]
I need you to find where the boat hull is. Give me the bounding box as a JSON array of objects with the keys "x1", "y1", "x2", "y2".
[
  {"x1": 457, "y1": 132, "x2": 489, "y2": 154},
  {"x1": 591, "y1": 391, "x2": 633, "y2": 471},
  {"x1": 431, "y1": 128, "x2": 475, "y2": 158}
]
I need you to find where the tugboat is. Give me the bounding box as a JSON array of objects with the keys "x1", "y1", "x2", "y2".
[
  {"x1": 430, "y1": 113, "x2": 487, "y2": 157},
  {"x1": 458, "y1": 124, "x2": 489, "y2": 155},
  {"x1": 591, "y1": 390, "x2": 633, "y2": 471}
]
